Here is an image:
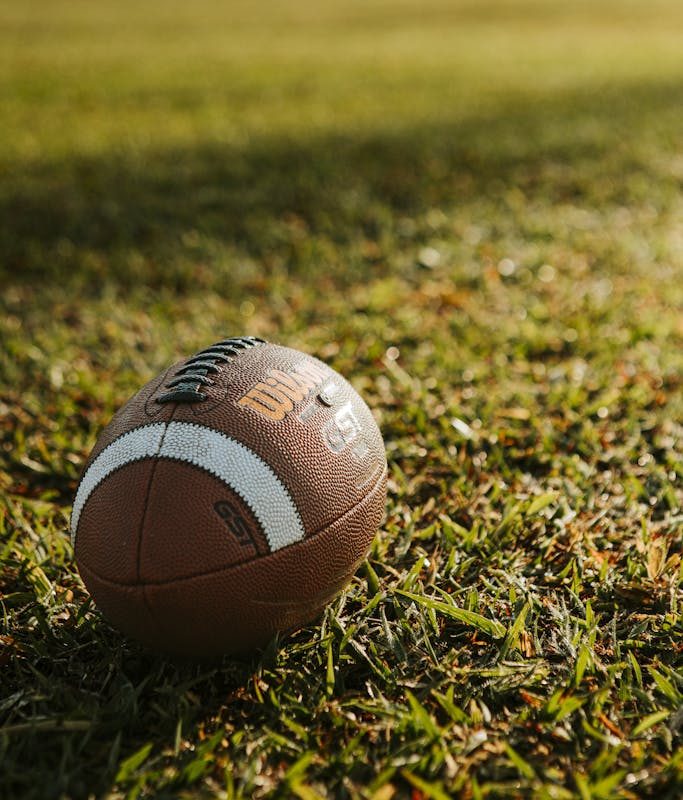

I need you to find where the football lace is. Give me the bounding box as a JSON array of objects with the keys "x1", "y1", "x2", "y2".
[{"x1": 156, "y1": 336, "x2": 267, "y2": 404}]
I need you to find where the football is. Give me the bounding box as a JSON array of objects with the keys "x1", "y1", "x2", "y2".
[{"x1": 71, "y1": 337, "x2": 387, "y2": 657}]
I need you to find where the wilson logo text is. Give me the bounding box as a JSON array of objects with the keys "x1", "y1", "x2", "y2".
[{"x1": 238, "y1": 361, "x2": 328, "y2": 420}]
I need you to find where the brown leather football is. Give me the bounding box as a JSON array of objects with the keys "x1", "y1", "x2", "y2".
[{"x1": 71, "y1": 337, "x2": 387, "y2": 657}]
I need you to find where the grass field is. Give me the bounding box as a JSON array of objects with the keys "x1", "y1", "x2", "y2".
[{"x1": 1, "y1": 1, "x2": 682, "y2": 797}]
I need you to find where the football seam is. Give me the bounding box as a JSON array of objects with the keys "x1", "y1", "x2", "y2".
[
  {"x1": 135, "y1": 407, "x2": 178, "y2": 633},
  {"x1": 135, "y1": 413, "x2": 176, "y2": 582},
  {"x1": 76, "y1": 466, "x2": 387, "y2": 590}
]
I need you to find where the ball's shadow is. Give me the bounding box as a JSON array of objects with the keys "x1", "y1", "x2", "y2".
[{"x1": 2, "y1": 598, "x2": 284, "y2": 800}]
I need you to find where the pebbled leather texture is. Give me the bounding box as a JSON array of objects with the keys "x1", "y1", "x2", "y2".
[
  {"x1": 77, "y1": 472, "x2": 386, "y2": 657},
  {"x1": 73, "y1": 340, "x2": 388, "y2": 656}
]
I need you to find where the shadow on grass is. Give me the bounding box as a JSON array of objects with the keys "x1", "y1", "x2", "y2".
[
  {"x1": 2, "y1": 78, "x2": 681, "y2": 292},
  {"x1": 0, "y1": 610, "x2": 274, "y2": 800}
]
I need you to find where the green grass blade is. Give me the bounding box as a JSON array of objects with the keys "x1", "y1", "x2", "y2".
[{"x1": 396, "y1": 590, "x2": 506, "y2": 639}]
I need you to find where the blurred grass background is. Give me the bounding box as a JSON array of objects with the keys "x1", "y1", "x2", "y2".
[
  {"x1": 3, "y1": 0, "x2": 683, "y2": 291},
  {"x1": 1, "y1": 1, "x2": 682, "y2": 798}
]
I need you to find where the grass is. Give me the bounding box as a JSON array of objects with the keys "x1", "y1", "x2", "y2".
[{"x1": 1, "y1": 0, "x2": 682, "y2": 797}]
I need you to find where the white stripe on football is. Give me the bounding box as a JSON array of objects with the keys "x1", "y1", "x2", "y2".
[{"x1": 70, "y1": 421, "x2": 305, "y2": 552}]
